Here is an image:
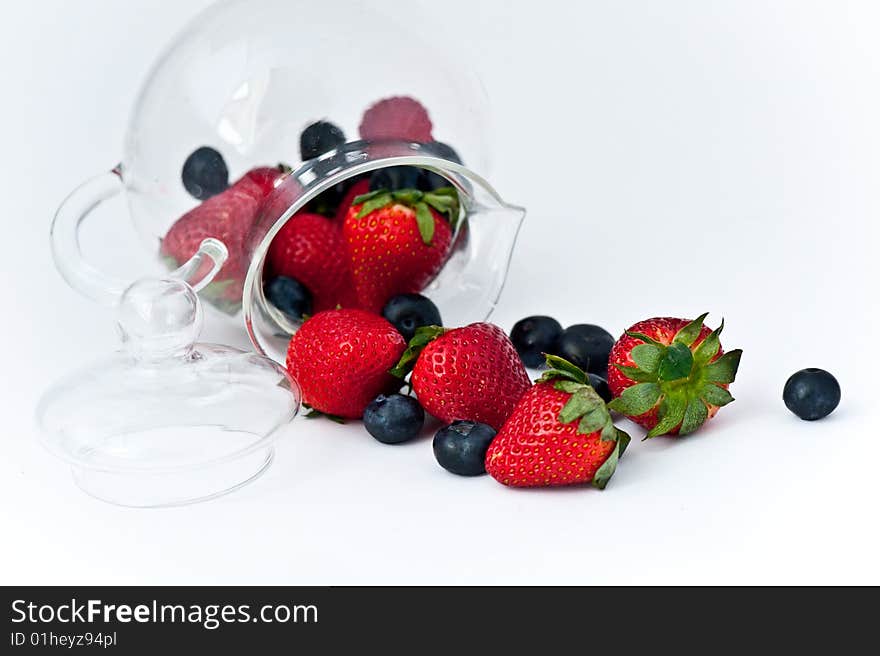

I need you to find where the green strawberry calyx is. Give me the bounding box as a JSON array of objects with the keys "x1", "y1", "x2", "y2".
[
  {"x1": 389, "y1": 325, "x2": 447, "y2": 378},
  {"x1": 538, "y1": 354, "x2": 631, "y2": 490},
  {"x1": 352, "y1": 187, "x2": 461, "y2": 245},
  {"x1": 608, "y1": 313, "x2": 743, "y2": 439}
]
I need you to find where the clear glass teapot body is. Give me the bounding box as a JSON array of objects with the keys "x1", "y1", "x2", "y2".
[
  {"x1": 51, "y1": 0, "x2": 525, "y2": 361},
  {"x1": 40, "y1": 0, "x2": 527, "y2": 506}
]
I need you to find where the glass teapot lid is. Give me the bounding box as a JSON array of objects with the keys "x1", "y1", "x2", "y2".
[{"x1": 36, "y1": 240, "x2": 300, "y2": 507}]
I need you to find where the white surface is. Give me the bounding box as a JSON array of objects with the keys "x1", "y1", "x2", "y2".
[{"x1": 2, "y1": 0, "x2": 878, "y2": 585}]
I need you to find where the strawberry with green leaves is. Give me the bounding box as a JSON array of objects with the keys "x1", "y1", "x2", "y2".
[
  {"x1": 391, "y1": 322, "x2": 531, "y2": 431},
  {"x1": 607, "y1": 313, "x2": 742, "y2": 438},
  {"x1": 485, "y1": 355, "x2": 631, "y2": 489},
  {"x1": 343, "y1": 188, "x2": 457, "y2": 312}
]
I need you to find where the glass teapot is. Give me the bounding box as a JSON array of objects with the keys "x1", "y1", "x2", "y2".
[
  {"x1": 40, "y1": 0, "x2": 526, "y2": 506},
  {"x1": 52, "y1": 0, "x2": 525, "y2": 361}
]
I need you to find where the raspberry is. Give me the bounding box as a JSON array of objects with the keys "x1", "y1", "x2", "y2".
[{"x1": 359, "y1": 96, "x2": 433, "y2": 143}]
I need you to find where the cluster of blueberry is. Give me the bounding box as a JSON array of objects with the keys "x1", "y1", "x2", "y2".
[
  {"x1": 510, "y1": 317, "x2": 615, "y2": 402},
  {"x1": 363, "y1": 396, "x2": 496, "y2": 477}
]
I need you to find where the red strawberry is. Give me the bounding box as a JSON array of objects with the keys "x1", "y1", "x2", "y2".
[
  {"x1": 286, "y1": 309, "x2": 406, "y2": 419},
  {"x1": 359, "y1": 96, "x2": 433, "y2": 143},
  {"x1": 607, "y1": 313, "x2": 743, "y2": 438},
  {"x1": 485, "y1": 355, "x2": 631, "y2": 488},
  {"x1": 392, "y1": 322, "x2": 531, "y2": 431},
  {"x1": 162, "y1": 166, "x2": 289, "y2": 311},
  {"x1": 343, "y1": 188, "x2": 456, "y2": 312},
  {"x1": 267, "y1": 212, "x2": 357, "y2": 311},
  {"x1": 334, "y1": 178, "x2": 370, "y2": 224}
]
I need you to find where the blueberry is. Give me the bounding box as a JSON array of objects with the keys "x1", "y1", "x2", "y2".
[
  {"x1": 555, "y1": 324, "x2": 615, "y2": 376},
  {"x1": 588, "y1": 374, "x2": 612, "y2": 404},
  {"x1": 363, "y1": 394, "x2": 425, "y2": 444},
  {"x1": 510, "y1": 316, "x2": 563, "y2": 368},
  {"x1": 181, "y1": 146, "x2": 229, "y2": 200},
  {"x1": 369, "y1": 165, "x2": 421, "y2": 192},
  {"x1": 264, "y1": 276, "x2": 312, "y2": 320},
  {"x1": 418, "y1": 142, "x2": 463, "y2": 191},
  {"x1": 433, "y1": 421, "x2": 497, "y2": 476},
  {"x1": 783, "y1": 368, "x2": 841, "y2": 421},
  {"x1": 300, "y1": 121, "x2": 346, "y2": 160},
  {"x1": 382, "y1": 294, "x2": 442, "y2": 342}
]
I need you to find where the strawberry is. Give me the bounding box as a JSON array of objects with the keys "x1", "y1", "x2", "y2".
[
  {"x1": 286, "y1": 309, "x2": 406, "y2": 419},
  {"x1": 162, "y1": 165, "x2": 289, "y2": 312},
  {"x1": 266, "y1": 212, "x2": 357, "y2": 311},
  {"x1": 334, "y1": 178, "x2": 370, "y2": 224},
  {"x1": 343, "y1": 188, "x2": 456, "y2": 312},
  {"x1": 607, "y1": 313, "x2": 743, "y2": 438},
  {"x1": 485, "y1": 355, "x2": 630, "y2": 489},
  {"x1": 359, "y1": 96, "x2": 433, "y2": 143},
  {"x1": 391, "y1": 322, "x2": 531, "y2": 430}
]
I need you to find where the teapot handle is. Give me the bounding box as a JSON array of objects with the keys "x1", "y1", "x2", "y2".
[{"x1": 51, "y1": 167, "x2": 228, "y2": 305}]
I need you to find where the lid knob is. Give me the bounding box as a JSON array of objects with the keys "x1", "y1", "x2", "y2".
[
  {"x1": 117, "y1": 278, "x2": 202, "y2": 360},
  {"x1": 114, "y1": 237, "x2": 227, "y2": 360}
]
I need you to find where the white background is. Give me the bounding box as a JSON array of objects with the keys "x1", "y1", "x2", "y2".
[{"x1": 1, "y1": 0, "x2": 878, "y2": 585}]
